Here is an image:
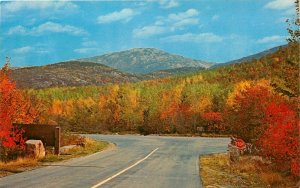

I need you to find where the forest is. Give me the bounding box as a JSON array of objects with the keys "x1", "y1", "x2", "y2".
[{"x1": 25, "y1": 42, "x2": 298, "y2": 134}]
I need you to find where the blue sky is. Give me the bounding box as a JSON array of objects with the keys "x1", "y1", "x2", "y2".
[{"x1": 0, "y1": 0, "x2": 295, "y2": 67}]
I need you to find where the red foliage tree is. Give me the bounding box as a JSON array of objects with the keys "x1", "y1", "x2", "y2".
[
  {"x1": 0, "y1": 63, "x2": 21, "y2": 149},
  {"x1": 201, "y1": 112, "x2": 224, "y2": 133},
  {"x1": 0, "y1": 62, "x2": 39, "y2": 160},
  {"x1": 224, "y1": 80, "x2": 284, "y2": 142},
  {"x1": 259, "y1": 103, "x2": 299, "y2": 177}
]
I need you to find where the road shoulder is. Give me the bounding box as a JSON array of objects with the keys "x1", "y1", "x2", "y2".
[{"x1": 0, "y1": 139, "x2": 113, "y2": 178}]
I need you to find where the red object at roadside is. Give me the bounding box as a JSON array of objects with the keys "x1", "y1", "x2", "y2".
[{"x1": 235, "y1": 139, "x2": 246, "y2": 150}]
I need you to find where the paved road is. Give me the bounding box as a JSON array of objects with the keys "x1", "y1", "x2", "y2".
[{"x1": 0, "y1": 135, "x2": 229, "y2": 188}]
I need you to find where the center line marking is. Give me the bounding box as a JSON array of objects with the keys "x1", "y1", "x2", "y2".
[{"x1": 91, "y1": 147, "x2": 159, "y2": 188}]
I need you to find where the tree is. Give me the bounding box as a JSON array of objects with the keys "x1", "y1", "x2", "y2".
[
  {"x1": 0, "y1": 60, "x2": 41, "y2": 160},
  {"x1": 105, "y1": 85, "x2": 121, "y2": 131},
  {"x1": 201, "y1": 112, "x2": 224, "y2": 133},
  {"x1": 224, "y1": 80, "x2": 284, "y2": 142},
  {"x1": 259, "y1": 103, "x2": 299, "y2": 177},
  {"x1": 286, "y1": 0, "x2": 300, "y2": 43},
  {"x1": 0, "y1": 62, "x2": 23, "y2": 159}
]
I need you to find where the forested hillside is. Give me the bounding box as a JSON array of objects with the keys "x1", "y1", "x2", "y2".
[
  {"x1": 27, "y1": 42, "x2": 298, "y2": 134},
  {"x1": 213, "y1": 45, "x2": 285, "y2": 68},
  {"x1": 11, "y1": 61, "x2": 141, "y2": 89}
]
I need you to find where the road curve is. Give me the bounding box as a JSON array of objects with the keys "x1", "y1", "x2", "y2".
[{"x1": 0, "y1": 135, "x2": 229, "y2": 188}]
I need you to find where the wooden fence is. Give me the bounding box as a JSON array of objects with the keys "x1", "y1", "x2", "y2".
[{"x1": 13, "y1": 124, "x2": 61, "y2": 154}]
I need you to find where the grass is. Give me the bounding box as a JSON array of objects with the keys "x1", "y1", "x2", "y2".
[
  {"x1": 41, "y1": 138, "x2": 109, "y2": 163},
  {"x1": 199, "y1": 153, "x2": 298, "y2": 188},
  {"x1": 0, "y1": 157, "x2": 38, "y2": 173},
  {"x1": 0, "y1": 138, "x2": 110, "y2": 177}
]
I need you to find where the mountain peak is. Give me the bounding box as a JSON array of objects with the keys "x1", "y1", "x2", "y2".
[
  {"x1": 128, "y1": 47, "x2": 160, "y2": 51},
  {"x1": 78, "y1": 48, "x2": 213, "y2": 74}
]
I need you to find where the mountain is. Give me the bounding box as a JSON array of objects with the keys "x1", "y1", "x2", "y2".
[
  {"x1": 212, "y1": 45, "x2": 286, "y2": 68},
  {"x1": 145, "y1": 67, "x2": 206, "y2": 79},
  {"x1": 28, "y1": 43, "x2": 299, "y2": 134},
  {"x1": 12, "y1": 46, "x2": 289, "y2": 89},
  {"x1": 78, "y1": 48, "x2": 213, "y2": 74},
  {"x1": 11, "y1": 61, "x2": 141, "y2": 89}
]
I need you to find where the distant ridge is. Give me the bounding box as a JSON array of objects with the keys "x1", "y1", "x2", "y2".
[
  {"x1": 212, "y1": 45, "x2": 286, "y2": 68},
  {"x1": 11, "y1": 61, "x2": 141, "y2": 89},
  {"x1": 78, "y1": 48, "x2": 214, "y2": 74}
]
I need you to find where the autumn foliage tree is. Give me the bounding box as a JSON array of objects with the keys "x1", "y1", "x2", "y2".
[
  {"x1": 0, "y1": 62, "x2": 40, "y2": 160},
  {"x1": 259, "y1": 102, "x2": 299, "y2": 177},
  {"x1": 224, "y1": 80, "x2": 284, "y2": 142},
  {"x1": 201, "y1": 112, "x2": 224, "y2": 133}
]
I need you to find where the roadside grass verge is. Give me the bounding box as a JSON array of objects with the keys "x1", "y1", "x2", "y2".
[
  {"x1": 41, "y1": 138, "x2": 109, "y2": 163},
  {"x1": 0, "y1": 138, "x2": 110, "y2": 177},
  {"x1": 200, "y1": 153, "x2": 297, "y2": 187},
  {"x1": 0, "y1": 158, "x2": 38, "y2": 174}
]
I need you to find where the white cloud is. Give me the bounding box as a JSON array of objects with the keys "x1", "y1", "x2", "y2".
[
  {"x1": 2, "y1": 1, "x2": 78, "y2": 13},
  {"x1": 12, "y1": 46, "x2": 34, "y2": 54},
  {"x1": 7, "y1": 25, "x2": 27, "y2": 35},
  {"x1": 8, "y1": 22, "x2": 87, "y2": 36},
  {"x1": 168, "y1": 9, "x2": 200, "y2": 30},
  {"x1": 74, "y1": 48, "x2": 99, "y2": 54},
  {"x1": 168, "y1": 9, "x2": 199, "y2": 21},
  {"x1": 162, "y1": 33, "x2": 224, "y2": 43},
  {"x1": 284, "y1": 7, "x2": 296, "y2": 15},
  {"x1": 257, "y1": 35, "x2": 286, "y2": 43},
  {"x1": 160, "y1": 0, "x2": 179, "y2": 9},
  {"x1": 133, "y1": 26, "x2": 166, "y2": 38},
  {"x1": 36, "y1": 50, "x2": 50, "y2": 54},
  {"x1": 82, "y1": 40, "x2": 98, "y2": 47},
  {"x1": 172, "y1": 18, "x2": 199, "y2": 29},
  {"x1": 74, "y1": 39, "x2": 99, "y2": 54},
  {"x1": 154, "y1": 20, "x2": 164, "y2": 26},
  {"x1": 33, "y1": 22, "x2": 87, "y2": 35},
  {"x1": 133, "y1": 9, "x2": 200, "y2": 38},
  {"x1": 147, "y1": 0, "x2": 179, "y2": 9},
  {"x1": 212, "y1": 15, "x2": 220, "y2": 21},
  {"x1": 265, "y1": 0, "x2": 294, "y2": 10},
  {"x1": 97, "y1": 8, "x2": 138, "y2": 24}
]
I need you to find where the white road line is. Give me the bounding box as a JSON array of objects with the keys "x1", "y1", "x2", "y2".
[{"x1": 91, "y1": 147, "x2": 159, "y2": 188}]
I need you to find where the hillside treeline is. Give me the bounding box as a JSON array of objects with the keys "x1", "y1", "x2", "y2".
[{"x1": 26, "y1": 43, "x2": 298, "y2": 135}]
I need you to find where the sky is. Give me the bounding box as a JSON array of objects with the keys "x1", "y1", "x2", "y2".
[{"x1": 0, "y1": 0, "x2": 296, "y2": 67}]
